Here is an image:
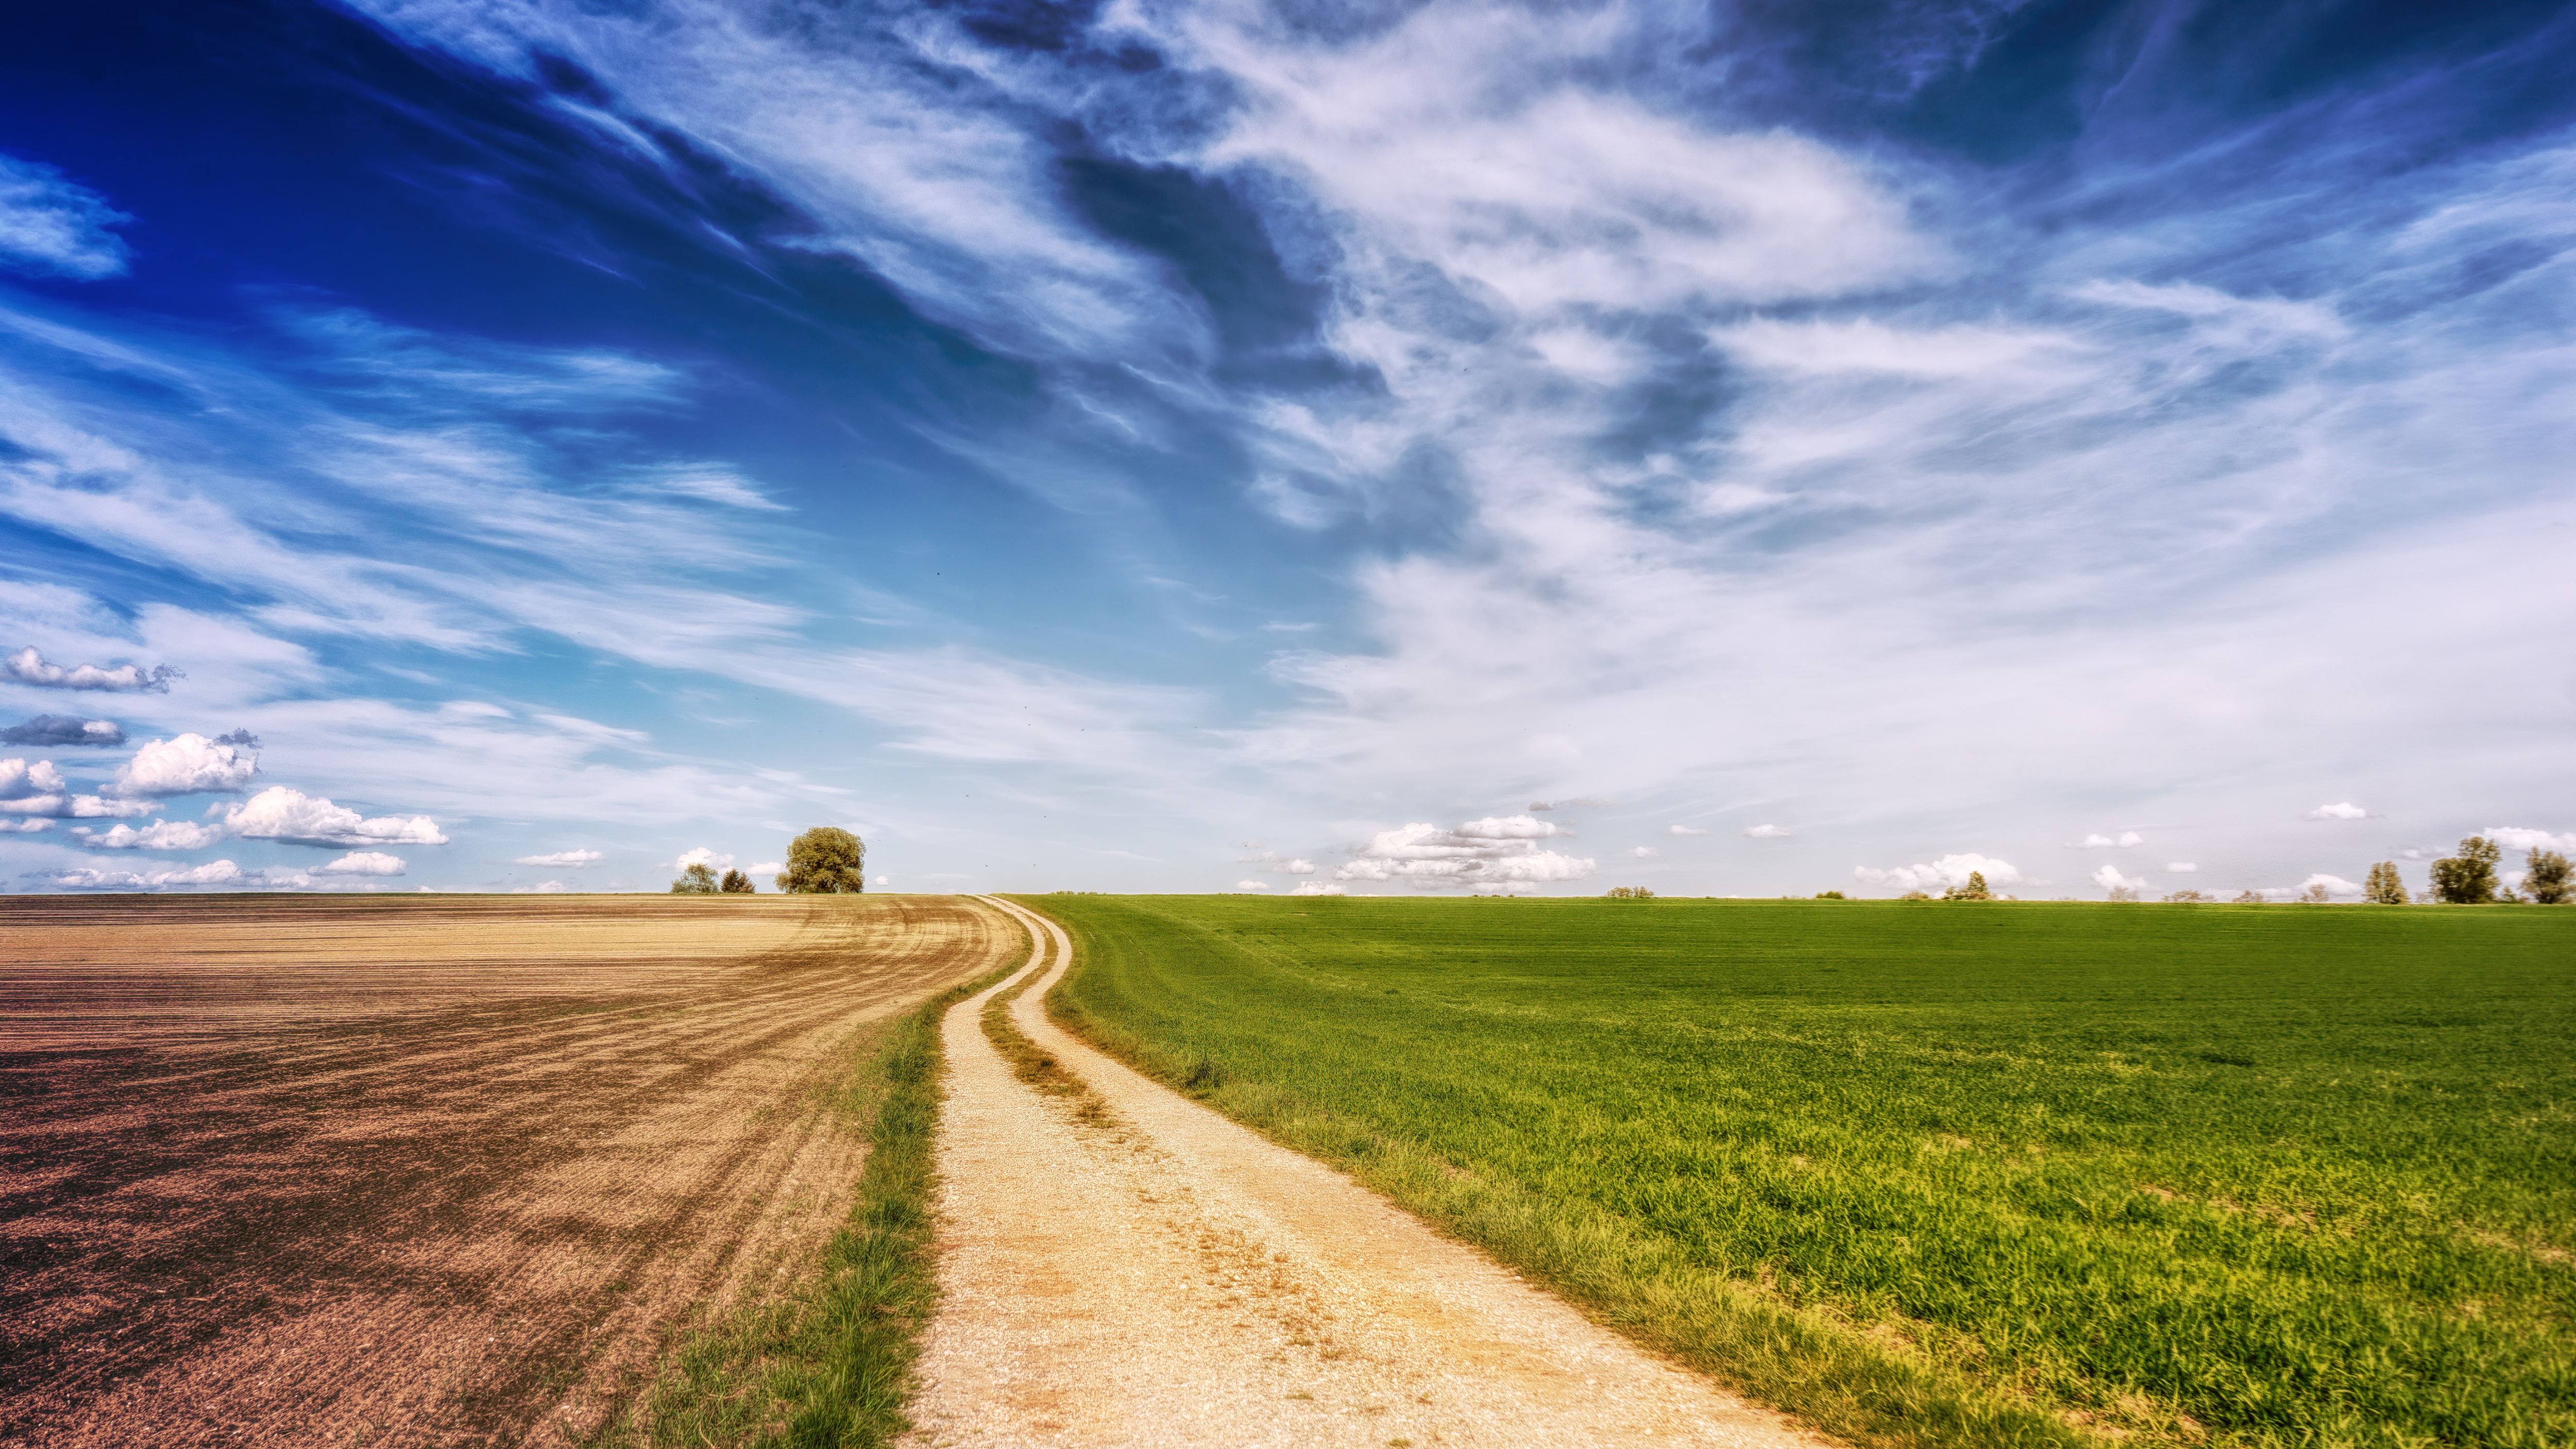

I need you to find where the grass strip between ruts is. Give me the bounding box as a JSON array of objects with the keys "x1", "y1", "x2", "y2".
[
  {"x1": 589, "y1": 946, "x2": 1026, "y2": 1449},
  {"x1": 1023, "y1": 899, "x2": 2097, "y2": 1449},
  {"x1": 980, "y1": 961, "x2": 1118, "y2": 1125}
]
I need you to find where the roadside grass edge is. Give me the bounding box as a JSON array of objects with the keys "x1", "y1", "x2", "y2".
[
  {"x1": 590, "y1": 930, "x2": 1027, "y2": 1448},
  {"x1": 1017, "y1": 897, "x2": 2103, "y2": 1449}
]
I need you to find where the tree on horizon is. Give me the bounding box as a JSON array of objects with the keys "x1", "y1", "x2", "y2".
[{"x1": 777, "y1": 827, "x2": 866, "y2": 894}]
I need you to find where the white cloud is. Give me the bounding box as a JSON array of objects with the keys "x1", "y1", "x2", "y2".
[
  {"x1": 516, "y1": 879, "x2": 570, "y2": 894},
  {"x1": 1289, "y1": 881, "x2": 1345, "y2": 896},
  {"x1": 2306, "y1": 802, "x2": 2368, "y2": 820},
  {"x1": 2, "y1": 646, "x2": 179, "y2": 692},
  {"x1": 868, "y1": 872, "x2": 886, "y2": 885},
  {"x1": 1630, "y1": 846, "x2": 1656, "y2": 858},
  {"x1": 752, "y1": 861, "x2": 785, "y2": 875},
  {"x1": 1333, "y1": 816, "x2": 1595, "y2": 893},
  {"x1": 0, "y1": 818, "x2": 49, "y2": 833},
  {"x1": 0, "y1": 756, "x2": 155, "y2": 820},
  {"x1": 1235, "y1": 879, "x2": 1269, "y2": 890},
  {"x1": 673, "y1": 846, "x2": 733, "y2": 870},
  {"x1": 2072, "y1": 831, "x2": 2144, "y2": 849},
  {"x1": 0, "y1": 154, "x2": 133, "y2": 280},
  {"x1": 1743, "y1": 824, "x2": 1792, "y2": 838},
  {"x1": 316, "y1": 850, "x2": 406, "y2": 877},
  {"x1": 1285, "y1": 857, "x2": 1316, "y2": 874},
  {"x1": 2486, "y1": 827, "x2": 2576, "y2": 854},
  {"x1": 1668, "y1": 824, "x2": 1708, "y2": 836},
  {"x1": 513, "y1": 848, "x2": 604, "y2": 867},
  {"x1": 1854, "y1": 853, "x2": 2024, "y2": 893},
  {"x1": 2166, "y1": 862, "x2": 2199, "y2": 873},
  {"x1": 2297, "y1": 872, "x2": 2362, "y2": 897},
  {"x1": 0, "y1": 756, "x2": 65, "y2": 799},
  {"x1": 2091, "y1": 864, "x2": 2151, "y2": 893},
  {"x1": 71, "y1": 818, "x2": 226, "y2": 851},
  {"x1": 218, "y1": 786, "x2": 449, "y2": 847},
  {"x1": 108, "y1": 733, "x2": 259, "y2": 798},
  {"x1": 42, "y1": 858, "x2": 245, "y2": 890}
]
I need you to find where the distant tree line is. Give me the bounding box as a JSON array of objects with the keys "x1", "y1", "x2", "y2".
[{"x1": 669, "y1": 826, "x2": 869, "y2": 896}]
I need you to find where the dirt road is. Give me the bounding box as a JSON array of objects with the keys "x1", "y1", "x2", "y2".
[
  {"x1": 0, "y1": 892, "x2": 1011, "y2": 1448},
  {"x1": 904, "y1": 896, "x2": 1830, "y2": 1448}
]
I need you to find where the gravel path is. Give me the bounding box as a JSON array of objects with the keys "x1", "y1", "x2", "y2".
[{"x1": 903, "y1": 896, "x2": 1834, "y2": 1448}]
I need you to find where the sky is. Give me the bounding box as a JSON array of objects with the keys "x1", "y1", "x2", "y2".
[{"x1": 1, "y1": 0, "x2": 2571, "y2": 899}]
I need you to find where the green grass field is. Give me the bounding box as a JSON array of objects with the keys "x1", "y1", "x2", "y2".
[{"x1": 1030, "y1": 895, "x2": 2574, "y2": 1449}]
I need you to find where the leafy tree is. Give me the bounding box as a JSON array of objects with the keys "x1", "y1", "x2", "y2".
[
  {"x1": 1604, "y1": 886, "x2": 1655, "y2": 899},
  {"x1": 2363, "y1": 861, "x2": 2408, "y2": 904},
  {"x1": 670, "y1": 862, "x2": 719, "y2": 895},
  {"x1": 1942, "y1": 871, "x2": 1992, "y2": 901},
  {"x1": 718, "y1": 868, "x2": 754, "y2": 894},
  {"x1": 1813, "y1": 890, "x2": 1846, "y2": 900},
  {"x1": 2231, "y1": 889, "x2": 2264, "y2": 904},
  {"x1": 2528, "y1": 849, "x2": 2572, "y2": 905},
  {"x1": 2297, "y1": 882, "x2": 2332, "y2": 904},
  {"x1": 777, "y1": 827, "x2": 866, "y2": 894},
  {"x1": 2429, "y1": 836, "x2": 2502, "y2": 904},
  {"x1": 1899, "y1": 889, "x2": 1931, "y2": 901},
  {"x1": 2106, "y1": 884, "x2": 2140, "y2": 903},
  {"x1": 2162, "y1": 889, "x2": 2210, "y2": 903}
]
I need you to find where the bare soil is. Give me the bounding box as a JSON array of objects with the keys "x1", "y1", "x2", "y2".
[
  {"x1": 0, "y1": 892, "x2": 1011, "y2": 1448},
  {"x1": 902, "y1": 897, "x2": 1833, "y2": 1448}
]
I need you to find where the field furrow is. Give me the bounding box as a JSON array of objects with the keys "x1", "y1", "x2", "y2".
[{"x1": 0, "y1": 892, "x2": 1010, "y2": 1448}]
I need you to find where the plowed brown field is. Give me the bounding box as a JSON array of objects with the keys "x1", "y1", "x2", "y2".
[{"x1": 0, "y1": 892, "x2": 1012, "y2": 1449}]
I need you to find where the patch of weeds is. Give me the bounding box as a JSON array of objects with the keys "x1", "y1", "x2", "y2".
[{"x1": 981, "y1": 969, "x2": 1118, "y2": 1129}]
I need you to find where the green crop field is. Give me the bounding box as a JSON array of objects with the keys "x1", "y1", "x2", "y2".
[{"x1": 1028, "y1": 895, "x2": 2575, "y2": 1449}]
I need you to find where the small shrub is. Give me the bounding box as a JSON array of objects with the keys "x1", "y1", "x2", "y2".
[{"x1": 1605, "y1": 886, "x2": 1656, "y2": 899}]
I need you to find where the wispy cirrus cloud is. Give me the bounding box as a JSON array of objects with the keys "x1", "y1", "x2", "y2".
[{"x1": 0, "y1": 154, "x2": 132, "y2": 280}]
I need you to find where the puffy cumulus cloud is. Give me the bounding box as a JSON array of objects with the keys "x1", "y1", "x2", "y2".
[
  {"x1": 0, "y1": 757, "x2": 152, "y2": 820},
  {"x1": 218, "y1": 786, "x2": 449, "y2": 847},
  {"x1": 0, "y1": 715, "x2": 125, "y2": 748},
  {"x1": 2, "y1": 646, "x2": 180, "y2": 693},
  {"x1": 0, "y1": 153, "x2": 133, "y2": 280},
  {"x1": 107, "y1": 733, "x2": 259, "y2": 798},
  {"x1": 1233, "y1": 843, "x2": 1319, "y2": 877},
  {"x1": 40, "y1": 858, "x2": 246, "y2": 890},
  {"x1": 2091, "y1": 864, "x2": 2151, "y2": 893},
  {"x1": 0, "y1": 757, "x2": 66, "y2": 800},
  {"x1": 1333, "y1": 817, "x2": 1595, "y2": 893},
  {"x1": 2306, "y1": 802, "x2": 2368, "y2": 821},
  {"x1": 1289, "y1": 881, "x2": 1346, "y2": 896},
  {"x1": 1854, "y1": 854, "x2": 2024, "y2": 894},
  {"x1": 2486, "y1": 827, "x2": 2576, "y2": 853},
  {"x1": 0, "y1": 819, "x2": 49, "y2": 833},
  {"x1": 70, "y1": 819, "x2": 227, "y2": 851},
  {"x1": 1669, "y1": 825, "x2": 1708, "y2": 836},
  {"x1": 1744, "y1": 824, "x2": 1792, "y2": 839},
  {"x1": 513, "y1": 849, "x2": 604, "y2": 867},
  {"x1": 2298, "y1": 873, "x2": 2363, "y2": 897},
  {"x1": 316, "y1": 851, "x2": 406, "y2": 877},
  {"x1": 1235, "y1": 879, "x2": 1270, "y2": 890},
  {"x1": 1630, "y1": 846, "x2": 1656, "y2": 858},
  {"x1": 673, "y1": 847, "x2": 733, "y2": 870},
  {"x1": 868, "y1": 872, "x2": 887, "y2": 886},
  {"x1": 1285, "y1": 858, "x2": 1316, "y2": 875},
  {"x1": 2166, "y1": 862, "x2": 2199, "y2": 873},
  {"x1": 2073, "y1": 832, "x2": 2144, "y2": 849}
]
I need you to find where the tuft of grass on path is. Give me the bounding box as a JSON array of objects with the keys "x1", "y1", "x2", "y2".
[
  {"x1": 590, "y1": 950, "x2": 1024, "y2": 1449},
  {"x1": 1026, "y1": 894, "x2": 2576, "y2": 1449},
  {"x1": 982, "y1": 966, "x2": 1118, "y2": 1126}
]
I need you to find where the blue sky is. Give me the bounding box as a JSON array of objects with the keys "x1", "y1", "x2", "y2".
[{"x1": 2, "y1": 0, "x2": 2570, "y2": 898}]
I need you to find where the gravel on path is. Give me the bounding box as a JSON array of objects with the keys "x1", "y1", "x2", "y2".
[{"x1": 902, "y1": 896, "x2": 1836, "y2": 1448}]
